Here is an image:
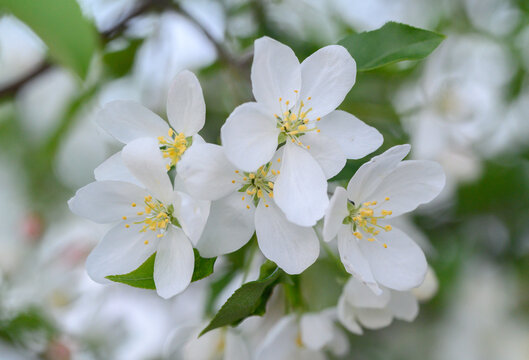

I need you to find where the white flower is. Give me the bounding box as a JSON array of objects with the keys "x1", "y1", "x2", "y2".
[
  {"x1": 68, "y1": 138, "x2": 210, "y2": 298},
  {"x1": 323, "y1": 145, "x2": 445, "y2": 292},
  {"x1": 256, "y1": 312, "x2": 348, "y2": 360},
  {"x1": 221, "y1": 36, "x2": 382, "y2": 226},
  {"x1": 337, "y1": 276, "x2": 420, "y2": 334},
  {"x1": 177, "y1": 143, "x2": 319, "y2": 274},
  {"x1": 96, "y1": 70, "x2": 206, "y2": 170}
]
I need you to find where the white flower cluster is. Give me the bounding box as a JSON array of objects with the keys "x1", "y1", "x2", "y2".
[{"x1": 69, "y1": 36, "x2": 446, "y2": 353}]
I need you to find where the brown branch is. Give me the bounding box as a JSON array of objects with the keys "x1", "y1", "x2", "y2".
[{"x1": 0, "y1": 0, "x2": 169, "y2": 99}]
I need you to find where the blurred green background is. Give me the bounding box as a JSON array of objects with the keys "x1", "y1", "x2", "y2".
[{"x1": 0, "y1": 0, "x2": 528, "y2": 359}]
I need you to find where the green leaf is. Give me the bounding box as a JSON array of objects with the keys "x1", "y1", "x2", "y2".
[
  {"x1": 338, "y1": 22, "x2": 444, "y2": 72},
  {"x1": 191, "y1": 249, "x2": 217, "y2": 282},
  {"x1": 103, "y1": 39, "x2": 143, "y2": 77},
  {"x1": 200, "y1": 261, "x2": 282, "y2": 336},
  {"x1": 106, "y1": 249, "x2": 216, "y2": 289},
  {"x1": 1, "y1": 0, "x2": 98, "y2": 78},
  {"x1": 106, "y1": 253, "x2": 157, "y2": 289}
]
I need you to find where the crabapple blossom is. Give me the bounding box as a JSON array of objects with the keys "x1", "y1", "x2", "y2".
[
  {"x1": 177, "y1": 143, "x2": 319, "y2": 274},
  {"x1": 323, "y1": 145, "x2": 445, "y2": 293},
  {"x1": 96, "y1": 70, "x2": 206, "y2": 171},
  {"x1": 68, "y1": 137, "x2": 209, "y2": 298}
]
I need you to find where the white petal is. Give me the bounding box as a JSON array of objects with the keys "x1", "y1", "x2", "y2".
[
  {"x1": 355, "y1": 308, "x2": 393, "y2": 330},
  {"x1": 343, "y1": 277, "x2": 391, "y2": 309},
  {"x1": 256, "y1": 315, "x2": 297, "y2": 360},
  {"x1": 153, "y1": 227, "x2": 194, "y2": 298},
  {"x1": 167, "y1": 70, "x2": 205, "y2": 135},
  {"x1": 299, "y1": 45, "x2": 356, "y2": 119},
  {"x1": 327, "y1": 326, "x2": 350, "y2": 356},
  {"x1": 251, "y1": 36, "x2": 301, "y2": 113},
  {"x1": 197, "y1": 192, "x2": 255, "y2": 257},
  {"x1": 358, "y1": 226, "x2": 427, "y2": 291},
  {"x1": 96, "y1": 100, "x2": 169, "y2": 143},
  {"x1": 94, "y1": 151, "x2": 143, "y2": 187},
  {"x1": 323, "y1": 187, "x2": 349, "y2": 242},
  {"x1": 86, "y1": 222, "x2": 159, "y2": 282},
  {"x1": 347, "y1": 144, "x2": 410, "y2": 203},
  {"x1": 388, "y1": 291, "x2": 419, "y2": 322},
  {"x1": 122, "y1": 137, "x2": 174, "y2": 203},
  {"x1": 221, "y1": 102, "x2": 280, "y2": 172},
  {"x1": 274, "y1": 142, "x2": 329, "y2": 227},
  {"x1": 337, "y1": 227, "x2": 381, "y2": 295},
  {"x1": 174, "y1": 191, "x2": 210, "y2": 246},
  {"x1": 337, "y1": 295, "x2": 363, "y2": 335},
  {"x1": 300, "y1": 313, "x2": 334, "y2": 351},
  {"x1": 255, "y1": 200, "x2": 319, "y2": 275},
  {"x1": 368, "y1": 160, "x2": 446, "y2": 217},
  {"x1": 301, "y1": 133, "x2": 346, "y2": 179},
  {"x1": 318, "y1": 110, "x2": 383, "y2": 159},
  {"x1": 225, "y1": 331, "x2": 250, "y2": 360},
  {"x1": 177, "y1": 143, "x2": 239, "y2": 201},
  {"x1": 68, "y1": 180, "x2": 149, "y2": 223}
]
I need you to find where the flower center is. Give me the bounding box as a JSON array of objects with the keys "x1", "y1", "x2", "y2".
[
  {"x1": 343, "y1": 197, "x2": 393, "y2": 248},
  {"x1": 123, "y1": 195, "x2": 174, "y2": 244},
  {"x1": 158, "y1": 128, "x2": 192, "y2": 170},
  {"x1": 275, "y1": 93, "x2": 321, "y2": 150},
  {"x1": 231, "y1": 161, "x2": 279, "y2": 209}
]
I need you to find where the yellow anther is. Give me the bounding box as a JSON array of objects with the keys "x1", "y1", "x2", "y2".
[
  {"x1": 381, "y1": 210, "x2": 393, "y2": 216},
  {"x1": 291, "y1": 138, "x2": 296, "y2": 143},
  {"x1": 370, "y1": 218, "x2": 377, "y2": 225},
  {"x1": 268, "y1": 182, "x2": 274, "y2": 188},
  {"x1": 298, "y1": 125, "x2": 307, "y2": 131},
  {"x1": 122, "y1": 216, "x2": 127, "y2": 220},
  {"x1": 137, "y1": 212, "x2": 144, "y2": 216},
  {"x1": 246, "y1": 205, "x2": 250, "y2": 210},
  {"x1": 360, "y1": 209, "x2": 374, "y2": 217},
  {"x1": 289, "y1": 113, "x2": 297, "y2": 121},
  {"x1": 385, "y1": 197, "x2": 390, "y2": 201},
  {"x1": 277, "y1": 171, "x2": 280, "y2": 174},
  {"x1": 145, "y1": 196, "x2": 152, "y2": 201},
  {"x1": 257, "y1": 189, "x2": 263, "y2": 198},
  {"x1": 371, "y1": 201, "x2": 377, "y2": 205},
  {"x1": 241, "y1": 196, "x2": 245, "y2": 201},
  {"x1": 303, "y1": 118, "x2": 308, "y2": 124},
  {"x1": 144, "y1": 240, "x2": 149, "y2": 245},
  {"x1": 316, "y1": 117, "x2": 321, "y2": 121},
  {"x1": 265, "y1": 204, "x2": 269, "y2": 208},
  {"x1": 157, "y1": 136, "x2": 164, "y2": 141},
  {"x1": 166, "y1": 164, "x2": 171, "y2": 170},
  {"x1": 286, "y1": 100, "x2": 290, "y2": 105},
  {"x1": 368, "y1": 238, "x2": 375, "y2": 242},
  {"x1": 232, "y1": 180, "x2": 236, "y2": 184},
  {"x1": 353, "y1": 232, "x2": 363, "y2": 239},
  {"x1": 125, "y1": 224, "x2": 130, "y2": 228},
  {"x1": 383, "y1": 243, "x2": 388, "y2": 249},
  {"x1": 316, "y1": 129, "x2": 321, "y2": 133},
  {"x1": 374, "y1": 230, "x2": 380, "y2": 235},
  {"x1": 269, "y1": 192, "x2": 274, "y2": 198},
  {"x1": 277, "y1": 158, "x2": 281, "y2": 162},
  {"x1": 294, "y1": 90, "x2": 298, "y2": 93},
  {"x1": 306, "y1": 145, "x2": 311, "y2": 150},
  {"x1": 131, "y1": 203, "x2": 137, "y2": 207},
  {"x1": 363, "y1": 202, "x2": 371, "y2": 206},
  {"x1": 308, "y1": 97, "x2": 312, "y2": 100},
  {"x1": 279, "y1": 97, "x2": 282, "y2": 102},
  {"x1": 384, "y1": 225, "x2": 392, "y2": 232},
  {"x1": 243, "y1": 177, "x2": 248, "y2": 181},
  {"x1": 235, "y1": 170, "x2": 239, "y2": 173},
  {"x1": 249, "y1": 173, "x2": 256, "y2": 179},
  {"x1": 157, "y1": 234, "x2": 164, "y2": 238}
]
